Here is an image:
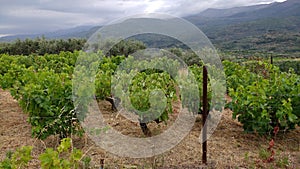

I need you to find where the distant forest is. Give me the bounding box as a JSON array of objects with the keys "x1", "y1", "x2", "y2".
[{"x1": 0, "y1": 38, "x2": 86, "y2": 56}]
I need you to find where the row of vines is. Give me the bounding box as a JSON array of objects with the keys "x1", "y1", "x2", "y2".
[
  {"x1": 0, "y1": 51, "x2": 299, "y2": 141},
  {"x1": 224, "y1": 60, "x2": 300, "y2": 133},
  {"x1": 0, "y1": 51, "x2": 201, "y2": 140},
  {"x1": 1, "y1": 50, "x2": 300, "y2": 169}
]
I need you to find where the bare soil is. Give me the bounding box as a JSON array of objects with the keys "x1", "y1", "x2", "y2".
[{"x1": 0, "y1": 88, "x2": 299, "y2": 168}]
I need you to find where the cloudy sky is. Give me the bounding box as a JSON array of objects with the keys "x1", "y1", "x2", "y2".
[{"x1": 0, "y1": 0, "x2": 286, "y2": 36}]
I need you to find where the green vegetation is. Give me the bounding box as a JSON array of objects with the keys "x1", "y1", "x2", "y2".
[
  {"x1": 1, "y1": 48, "x2": 299, "y2": 138},
  {"x1": 0, "y1": 33, "x2": 299, "y2": 167},
  {"x1": 0, "y1": 37, "x2": 86, "y2": 55},
  {"x1": 112, "y1": 56, "x2": 179, "y2": 123},
  {"x1": 107, "y1": 39, "x2": 146, "y2": 57},
  {"x1": 208, "y1": 20, "x2": 300, "y2": 54},
  {"x1": 0, "y1": 138, "x2": 91, "y2": 169},
  {"x1": 225, "y1": 61, "x2": 300, "y2": 133},
  {"x1": 273, "y1": 59, "x2": 300, "y2": 74},
  {"x1": 0, "y1": 146, "x2": 32, "y2": 169},
  {"x1": 0, "y1": 52, "x2": 79, "y2": 139},
  {"x1": 39, "y1": 138, "x2": 91, "y2": 169}
]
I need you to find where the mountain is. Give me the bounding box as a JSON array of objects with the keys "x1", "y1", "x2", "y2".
[
  {"x1": 231, "y1": 0, "x2": 300, "y2": 18},
  {"x1": 184, "y1": 0, "x2": 300, "y2": 54},
  {"x1": 1, "y1": 0, "x2": 300, "y2": 54},
  {"x1": 0, "y1": 25, "x2": 99, "y2": 42},
  {"x1": 186, "y1": 0, "x2": 300, "y2": 28},
  {"x1": 190, "y1": 4, "x2": 270, "y2": 18}
]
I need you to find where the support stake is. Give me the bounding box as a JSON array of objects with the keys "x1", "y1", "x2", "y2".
[
  {"x1": 270, "y1": 54, "x2": 273, "y2": 65},
  {"x1": 202, "y1": 66, "x2": 208, "y2": 165}
]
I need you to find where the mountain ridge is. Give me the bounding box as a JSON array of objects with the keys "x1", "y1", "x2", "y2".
[
  {"x1": 190, "y1": 3, "x2": 271, "y2": 18},
  {"x1": 1, "y1": 0, "x2": 299, "y2": 54}
]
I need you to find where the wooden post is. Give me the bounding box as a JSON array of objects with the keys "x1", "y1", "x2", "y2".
[
  {"x1": 100, "y1": 159, "x2": 104, "y2": 169},
  {"x1": 270, "y1": 54, "x2": 273, "y2": 65},
  {"x1": 202, "y1": 66, "x2": 208, "y2": 165}
]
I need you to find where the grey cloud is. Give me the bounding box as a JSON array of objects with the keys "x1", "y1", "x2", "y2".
[
  {"x1": 0, "y1": 0, "x2": 286, "y2": 35},
  {"x1": 151, "y1": 0, "x2": 285, "y2": 16}
]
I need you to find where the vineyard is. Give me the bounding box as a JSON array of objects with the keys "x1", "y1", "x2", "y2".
[{"x1": 0, "y1": 50, "x2": 300, "y2": 168}]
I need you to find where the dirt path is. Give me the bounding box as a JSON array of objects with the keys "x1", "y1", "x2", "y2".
[
  {"x1": 0, "y1": 88, "x2": 35, "y2": 151},
  {"x1": 0, "y1": 88, "x2": 299, "y2": 168},
  {"x1": 0, "y1": 88, "x2": 39, "y2": 167}
]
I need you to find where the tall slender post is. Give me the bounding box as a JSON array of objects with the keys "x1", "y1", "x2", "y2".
[
  {"x1": 202, "y1": 66, "x2": 208, "y2": 165},
  {"x1": 270, "y1": 54, "x2": 273, "y2": 65}
]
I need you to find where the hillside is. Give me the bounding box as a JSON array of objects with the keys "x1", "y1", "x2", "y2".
[
  {"x1": 185, "y1": 0, "x2": 300, "y2": 54},
  {"x1": 1, "y1": 0, "x2": 300, "y2": 55},
  {"x1": 0, "y1": 26, "x2": 100, "y2": 42}
]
